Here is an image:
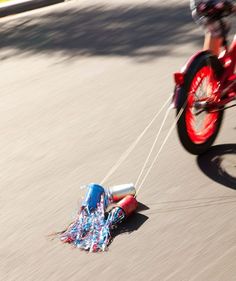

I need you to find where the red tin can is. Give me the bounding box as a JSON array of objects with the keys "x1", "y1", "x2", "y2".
[{"x1": 117, "y1": 195, "x2": 138, "y2": 217}]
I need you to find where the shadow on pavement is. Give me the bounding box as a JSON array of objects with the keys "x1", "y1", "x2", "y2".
[
  {"x1": 112, "y1": 211, "x2": 149, "y2": 238},
  {"x1": 0, "y1": 3, "x2": 202, "y2": 60},
  {"x1": 197, "y1": 144, "x2": 236, "y2": 190}
]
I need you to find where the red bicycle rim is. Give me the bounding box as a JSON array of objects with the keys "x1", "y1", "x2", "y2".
[{"x1": 185, "y1": 66, "x2": 220, "y2": 144}]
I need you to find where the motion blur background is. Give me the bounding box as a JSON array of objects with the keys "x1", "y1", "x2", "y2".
[{"x1": 0, "y1": 0, "x2": 235, "y2": 280}]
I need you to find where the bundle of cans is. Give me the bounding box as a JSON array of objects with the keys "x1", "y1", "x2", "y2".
[{"x1": 60, "y1": 183, "x2": 138, "y2": 252}]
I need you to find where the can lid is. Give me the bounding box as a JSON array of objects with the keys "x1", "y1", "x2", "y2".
[{"x1": 117, "y1": 195, "x2": 138, "y2": 217}]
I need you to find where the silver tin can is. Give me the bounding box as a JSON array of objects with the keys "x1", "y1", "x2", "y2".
[{"x1": 108, "y1": 183, "x2": 136, "y2": 202}]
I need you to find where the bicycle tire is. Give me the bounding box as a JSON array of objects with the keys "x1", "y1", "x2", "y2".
[{"x1": 176, "y1": 52, "x2": 224, "y2": 155}]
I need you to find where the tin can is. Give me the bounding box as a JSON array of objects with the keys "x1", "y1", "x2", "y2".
[
  {"x1": 117, "y1": 195, "x2": 138, "y2": 217},
  {"x1": 82, "y1": 183, "x2": 105, "y2": 211},
  {"x1": 108, "y1": 183, "x2": 136, "y2": 202},
  {"x1": 107, "y1": 206, "x2": 126, "y2": 226}
]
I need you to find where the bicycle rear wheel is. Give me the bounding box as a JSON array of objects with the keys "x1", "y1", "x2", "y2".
[{"x1": 177, "y1": 53, "x2": 224, "y2": 155}]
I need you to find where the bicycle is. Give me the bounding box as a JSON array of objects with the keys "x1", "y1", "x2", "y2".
[{"x1": 172, "y1": 4, "x2": 235, "y2": 155}]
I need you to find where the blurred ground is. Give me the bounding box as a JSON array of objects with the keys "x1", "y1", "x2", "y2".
[
  {"x1": 0, "y1": 0, "x2": 64, "y2": 18},
  {"x1": 0, "y1": 0, "x2": 235, "y2": 280}
]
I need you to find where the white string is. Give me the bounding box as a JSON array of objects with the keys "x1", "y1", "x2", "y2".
[
  {"x1": 135, "y1": 106, "x2": 172, "y2": 187},
  {"x1": 100, "y1": 94, "x2": 172, "y2": 185},
  {"x1": 135, "y1": 105, "x2": 186, "y2": 197}
]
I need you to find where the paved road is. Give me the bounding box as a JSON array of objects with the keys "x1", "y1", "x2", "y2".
[{"x1": 0, "y1": 0, "x2": 235, "y2": 280}]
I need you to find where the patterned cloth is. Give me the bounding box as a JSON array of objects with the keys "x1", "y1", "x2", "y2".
[{"x1": 190, "y1": 0, "x2": 235, "y2": 37}]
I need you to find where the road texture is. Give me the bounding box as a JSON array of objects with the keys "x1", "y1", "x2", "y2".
[{"x1": 0, "y1": 0, "x2": 235, "y2": 280}]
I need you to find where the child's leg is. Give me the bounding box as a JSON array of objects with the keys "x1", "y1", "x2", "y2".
[{"x1": 203, "y1": 33, "x2": 223, "y2": 56}]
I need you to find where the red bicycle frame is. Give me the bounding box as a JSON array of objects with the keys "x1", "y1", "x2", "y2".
[
  {"x1": 173, "y1": 34, "x2": 236, "y2": 111},
  {"x1": 218, "y1": 35, "x2": 236, "y2": 103}
]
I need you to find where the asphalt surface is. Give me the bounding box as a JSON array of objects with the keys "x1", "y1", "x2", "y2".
[
  {"x1": 0, "y1": 0, "x2": 235, "y2": 280},
  {"x1": 0, "y1": 0, "x2": 64, "y2": 18}
]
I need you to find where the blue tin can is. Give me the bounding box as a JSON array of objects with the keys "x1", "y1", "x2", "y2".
[{"x1": 82, "y1": 183, "x2": 105, "y2": 211}]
